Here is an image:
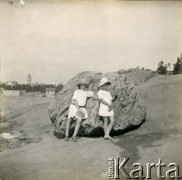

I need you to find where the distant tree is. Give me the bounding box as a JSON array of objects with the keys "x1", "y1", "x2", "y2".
[
  {"x1": 167, "y1": 63, "x2": 171, "y2": 71},
  {"x1": 158, "y1": 60, "x2": 164, "y2": 67},
  {"x1": 157, "y1": 60, "x2": 167, "y2": 74},
  {"x1": 164, "y1": 64, "x2": 168, "y2": 70},
  {"x1": 173, "y1": 54, "x2": 182, "y2": 74},
  {"x1": 0, "y1": 82, "x2": 64, "y2": 94},
  {"x1": 55, "y1": 84, "x2": 64, "y2": 93},
  {"x1": 25, "y1": 85, "x2": 32, "y2": 92}
]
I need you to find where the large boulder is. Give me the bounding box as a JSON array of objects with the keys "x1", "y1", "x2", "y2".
[{"x1": 50, "y1": 71, "x2": 147, "y2": 138}]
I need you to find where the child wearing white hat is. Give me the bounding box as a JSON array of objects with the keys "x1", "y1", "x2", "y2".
[
  {"x1": 97, "y1": 77, "x2": 115, "y2": 140},
  {"x1": 65, "y1": 79, "x2": 95, "y2": 142}
]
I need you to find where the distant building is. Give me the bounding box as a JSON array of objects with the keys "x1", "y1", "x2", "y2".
[
  {"x1": 2, "y1": 90, "x2": 21, "y2": 96},
  {"x1": 27, "y1": 74, "x2": 31, "y2": 85},
  {"x1": 45, "y1": 88, "x2": 55, "y2": 98}
]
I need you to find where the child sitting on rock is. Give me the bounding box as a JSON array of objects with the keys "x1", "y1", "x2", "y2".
[
  {"x1": 97, "y1": 77, "x2": 115, "y2": 140},
  {"x1": 65, "y1": 79, "x2": 95, "y2": 142}
]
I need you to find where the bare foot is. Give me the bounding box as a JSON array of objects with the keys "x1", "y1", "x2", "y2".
[
  {"x1": 104, "y1": 135, "x2": 114, "y2": 141},
  {"x1": 104, "y1": 136, "x2": 109, "y2": 140}
]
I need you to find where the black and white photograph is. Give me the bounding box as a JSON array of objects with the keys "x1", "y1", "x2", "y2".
[{"x1": 0, "y1": 0, "x2": 182, "y2": 179}]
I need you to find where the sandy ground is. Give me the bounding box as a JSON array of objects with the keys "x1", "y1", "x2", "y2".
[
  {"x1": 0, "y1": 102, "x2": 121, "y2": 180},
  {"x1": 0, "y1": 75, "x2": 182, "y2": 180}
]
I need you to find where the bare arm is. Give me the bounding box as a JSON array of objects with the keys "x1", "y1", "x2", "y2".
[
  {"x1": 72, "y1": 99, "x2": 81, "y2": 111},
  {"x1": 100, "y1": 99, "x2": 112, "y2": 107},
  {"x1": 100, "y1": 98, "x2": 113, "y2": 112}
]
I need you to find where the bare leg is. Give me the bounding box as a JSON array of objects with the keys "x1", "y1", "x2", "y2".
[
  {"x1": 65, "y1": 118, "x2": 71, "y2": 137},
  {"x1": 72, "y1": 118, "x2": 82, "y2": 138},
  {"x1": 105, "y1": 116, "x2": 115, "y2": 140},
  {"x1": 103, "y1": 117, "x2": 109, "y2": 138}
]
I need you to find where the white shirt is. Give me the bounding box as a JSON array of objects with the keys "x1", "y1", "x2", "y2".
[
  {"x1": 97, "y1": 90, "x2": 114, "y2": 117},
  {"x1": 72, "y1": 89, "x2": 93, "y2": 107}
]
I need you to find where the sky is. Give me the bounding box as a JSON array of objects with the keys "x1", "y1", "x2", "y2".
[{"x1": 0, "y1": 0, "x2": 182, "y2": 84}]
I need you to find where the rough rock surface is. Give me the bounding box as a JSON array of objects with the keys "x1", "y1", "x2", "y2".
[
  {"x1": 118, "y1": 68, "x2": 156, "y2": 85},
  {"x1": 50, "y1": 71, "x2": 147, "y2": 137}
]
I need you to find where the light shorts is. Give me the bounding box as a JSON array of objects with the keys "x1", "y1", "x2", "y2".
[{"x1": 68, "y1": 104, "x2": 88, "y2": 119}]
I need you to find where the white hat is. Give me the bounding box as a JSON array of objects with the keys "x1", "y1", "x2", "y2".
[{"x1": 99, "y1": 77, "x2": 111, "y2": 87}]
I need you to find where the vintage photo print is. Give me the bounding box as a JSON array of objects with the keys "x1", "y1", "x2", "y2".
[{"x1": 0, "y1": 0, "x2": 182, "y2": 179}]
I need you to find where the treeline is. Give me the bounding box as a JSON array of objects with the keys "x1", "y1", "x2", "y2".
[
  {"x1": 0, "y1": 83, "x2": 64, "y2": 93},
  {"x1": 157, "y1": 54, "x2": 182, "y2": 75}
]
